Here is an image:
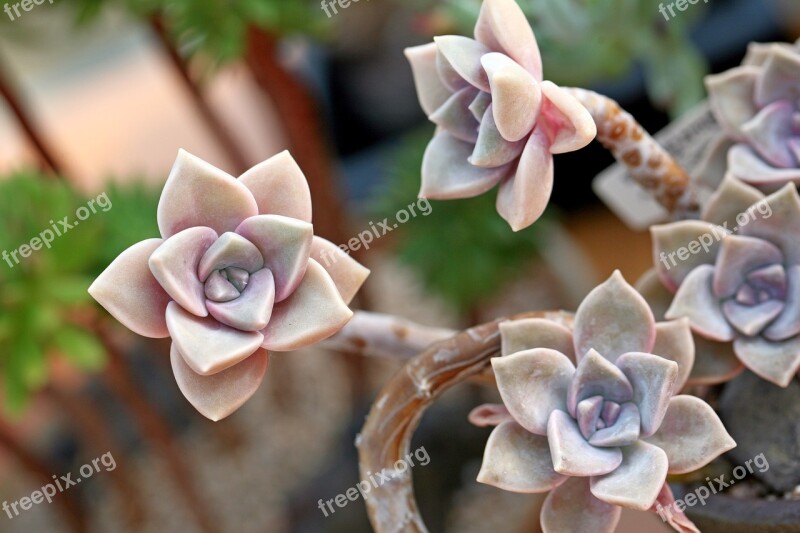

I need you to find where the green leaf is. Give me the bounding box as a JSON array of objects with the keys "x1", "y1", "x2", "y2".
[{"x1": 53, "y1": 326, "x2": 107, "y2": 372}]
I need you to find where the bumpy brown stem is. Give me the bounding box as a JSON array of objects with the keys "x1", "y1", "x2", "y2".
[
  {"x1": 564, "y1": 87, "x2": 699, "y2": 215},
  {"x1": 321, "y1": 311, "x2": 457, "y2": 359},
  {"x1": 357, "y1": 311, "x2": 573, "y2": 533}
]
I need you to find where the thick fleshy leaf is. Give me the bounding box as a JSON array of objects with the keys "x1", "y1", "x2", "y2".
[
  {"x1": 689, "y1": 336, "x2": 745, "y2": 385},
  {"x1": 261, "y1": 259, "x2": 353, "y2": 351},
  {"x1": 651, "y1": 221, "x2": 726, "y2": 292},
  {"x1": 743, "y1": 42, "x2": 781, "y2": 67},
  {"x1": 481, "y1": 53, "x2": 540, "y2": 142},
  {"x1": 573, "y1": 270, "x2": 656, "y2": 363},
  {"x1": 713, "y1": 235, "x2": 783, "y2": 298},
  {"x1": 495, "y1": 127, "x2": 553, "y2": 231},
  {"x1": 309, "y1": 236, "x2": 369, "y2": 305},
  {"x1": 722, "y1": 299, "x2": 784, "y2": 337},
  {"x1": 470, "y1": 104, "x2": 527, "y2": 167},
  {"x1": 705, "y1": 67, "x2": 759, "y2": 137},
  {"x1": 428, "y1": 86, "x2": 481, "y2": 143},
  {"x1": 498, "y1": 318, "x2": 575, "y2": 361},
  {"x1": 433, "y1": 35, "x2": 491, "y2": 92},
  {"x1": 420, "y1": 132, "x2": 510, "y2": 199},
  {"x1": 547, "y1": 410, "x2": 623, "y2": 476},
  {"x1": 695, "y1": 136, "x2": 735, "y2": 191},
  {"x1": 754, "y1": 43, "x2": 800, "y2": 107},
  {"x1": 492, "y1": 348, "x2": 575, "y2": 435},
  {"x1": 405, "y1": 43, "x2": 452, "y2": 116},
  {"x1": 436, "y1": 49, "x2": 469, "y2": 92},
  {"x1": 468, "y1": 403, "x2": 514, "y2": 427},
  {"x1": 666, "y1": 265, "x2": 735, "y2": 342},
  {"x1": 469, "y1": 91, "x2": 491, "y2": 121},
  {"x1": 635, "y1": 268, "x2": 674, "y2": 321},
  {"x1": 89, "y1": 239, "x2": 171, "y2": 338},
  {"x1": 166, "y1": 302, "x2": 264, "y2": 376},
  {"x1": 588, "y1": 402, "x2": 640, "y2": 447},
  {"x1": 765, "y1": 265, "x2": 800, "y2": 340},
  {"x1": 157, "y1": 150, "x2": 258, "y2": 238},
  {"x1": 652, "y1": 319, "x2": 695, "y2": 391},
  {"x1": 733, "y1": 335, "x2": 800, "y2": 387},
  {"x1": 149, "y1": 226, "x2": 218, "y2": 317},
  {"x1": 237, "y1": 151, "x2": 312, "y2": 222},
  {"x1": 576, "y1": 395, "x2": 603, "y2": 439},
  {"x1": 701, "y1": 174, "x2": 765, "y2": 228},
  {"x1": 645, "y1": 395, "x2": 736, "y2": 474},
  {"x1": 206, "y1": 268, "x2": 275, "y2": 331},
  {"x1": 616, "y1": 352, "x2": 678, "y2": 437},
  {"x1": 538, "y1": 81, "x2": 597, "y2": 154},
  {"x1": 741, "y1": 101, "x2": 797, "y2": 167},
  {"x1": 474, "y1": 0, "x2": 542, "y2": 79},
  {"x1": 204, "y1": 271, "x2": 240, "y2": 302},
  {"x1": 590, "y1": 441, "x2": 668, "y2": 511},
  {"x1": 729, "y1": 144, "x2": 800, "y2": 186},
  {"x1": 541, "y1": 477, "x2": 621, "y2": 533},
  {"x1": 741, "y1": 183, "x2": 800, "y2": 265},
  {"x1": 235, "y1": 215, "x2": 313, "y2": 302},
  {"x1": 567, "y1": 349, "x2": 634, "y2": 416},
  {"x1": 197, "y1": 232, "x2": 264, "y2": 281},
  {"x1": 476, "y1": 421, "x2": 566, "y2": 493},
  {"x1": 650, "y1": 483, "x2": 701, "y2": 533},
  {"x1": 171, "y1": 343, "x2": 268, "y2": 422}
]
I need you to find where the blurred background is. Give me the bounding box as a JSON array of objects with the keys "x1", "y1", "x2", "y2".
[{"x1": 0, "y1": 0, "x2": 798, "y2": 531}]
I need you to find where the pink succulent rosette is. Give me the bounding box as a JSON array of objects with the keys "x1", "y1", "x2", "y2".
[
  {"x1": 471, "y1": 272, "x2": 734, "y2": 532},
  {"x1": 405, "y1": 0, "x2": 596, "y2": 231},
  {"x1": 643, "y1": 176, "x2": 800, "y2": 387},
  {"x1": 701, "y1": 39, "x2": 800, "y2": 189},
  {"x1": 89, "y1": 150, "x2": 369, "y2": 420}
]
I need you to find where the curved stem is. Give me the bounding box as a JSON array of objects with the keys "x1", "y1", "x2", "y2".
[
  {"x1": 356, "y1": 311, "x2": 573, "y2": 533},
  {"x1": 565, "y1": 87, "x2": 699, "y2": 216}
]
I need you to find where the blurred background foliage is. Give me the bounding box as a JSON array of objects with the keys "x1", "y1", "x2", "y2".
[{"x1": 0, "y1": 173, "x2": 160, "y2": 414}]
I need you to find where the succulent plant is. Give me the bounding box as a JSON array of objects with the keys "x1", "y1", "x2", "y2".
[
  {"x1": 471, "y1": 272, "x2": 734, "y2": 532},
  {"x1": 89, "y1": 150, "x2": 369, "y2": 420},
  {"x1": 646, "y1": 175, "x2": 800, "y2": 387},
  {"x1": 405, "y1": 0, "x2": 596, "y2": 231},
  {"x1": 701, "y1": 39, "x2": 800, "y2": 190}
]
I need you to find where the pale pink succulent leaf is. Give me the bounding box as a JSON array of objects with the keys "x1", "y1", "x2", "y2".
[
  {"x1": 652, "y1": 319, "x2": 695, "y2": 391},
  {"x1": 740, "y1": 100, "x2": 797, "y2": 167},
  {"x1": 695, "y1": 135, "x2": 735, "y2": 191},
  {"x1": 539, "y1": 81, "x2": 597, "y2": 154},
  {"x1": 701, "y1": 174, "x2": 765, "y2": 228},
  {"x1": 589, "y1": 441, "x2": 668, "y2": 511},
  {"x1": 492, "y1": 348, "x2": 575, "y2": 436},
  {"x1": 476, "y1": 420, "x2": 567, "y2": 493},
  {"x1": 635, "y1": 268, "x2": 673, "y2": 321},
  {"x1": 308, "y1": 236, "x2": 370, "y2": 305},
  {"x1": 197, "y1": 232, "x2": 264, "y2": 282},
  {"x1": 468, "y1": 91, "x2": 491, "y2": 121},
  {"x1": 689, "y1": 336, "x2": 745, "y2": 385},
  {"x1": 237, "y1": 150, "x2": 313, "y2": 223},
  {"x1": 204, "y1": 271, "x2": 239, "y2": 302},
  {"x1": 474, "y1": 0, "x2": 542, "y2": 80},
  {"x1": 740, "y1": 183, "x2": 800, "y2": 264},
  {"x1": 436, "y1": 49, "x2": 470, "y2": 91},
  {"x1": 157, "y1": 149, "x2": 258, "y2": 238},
  {"x1": 665, "y1": 265, "x2": 735, "y2": 342},
  {"x1": 498, "y1": 318, "x2": 575, "y2": 361},
  {"x1": 576, "y1": 396, "x2": 603, "y2": 439},
  {"x1": 547, "y1": 410, "x2": 623, "y2": 476},
  {"x1": 722, "y1": 299, "x2": 784, "y2": 337},
  {"x1": 88, "y1": 238, "x2": 171, "y2": 338},
  {"x1": 713, "y1": 235, "x2": 783, "y2": 298},
  {"x1": 166, "y1": 301, "x2": 264, "y2": 376},
  {"x1": 495, "y1": 127, "x2": 553, "y2": 231},
  {"x1": 733, "y1": 334, "x2": 800, "y2": 387},
  {"x1": 567, "y1": 348, "x2": 634, "y2": 417},
  {"x1": 541, "y1": 477, "x2": 621, "y2": 533},
  {"x1": 649, "y1": 483, "x2": 701, "y2": 533},
  {"x1": 261, "y1": 259, "x2": 353, "y2": 351},
  {"x1": 428, "y1": 86, "x2": 481, "y2": 143},
  {"x1": 235, "y1": 215, "x2": 313, "y2": 302},
  {"x1": 573, "y1": 270, "x2": 656, "y2": 363},
  {"x1": 470, "y1": 103, "x2": 527, "y2": 167},
  {"x1": 421, "y1": 132, "x2": 511, "y2": 199},
  {"x1": 206, "y1": 268, "x2": 275, "y2": 331},
  {"x1": 705, "y1": 67, "x2": 759, "y2": 138},
  {"x1": 170, "y1": 344, "x2": 268, "y2": 422},
  {"x1": 651, "y1": 221, "x2": 725, "y2": 292},
  {"x1": 433, "y1": 35, "x2": 491, "y2": 92},
  {"x1": 644, "y1": 395, "x2": 736, "y2": 475},
  {"x1": 468, "y1": 403, "x2": 514, "y2": 427},
  {"x1": 616, "y1": 352, "x2": 678, "y2": 437},
  {"x1": 587, "y1": 402, "x2": 640, "y2": 447},
  {"x1": 404, "y1": 43, "x2": 452, "y2": 116},
  {"x1": 481, "y1": 52, "x2": 541, "y2": 142},
  {"x1": 764, "y1": 265, "x2": 800, "y2": 340},
  {"x1": 729, "y1": 144, "x2": 800, "y2": 186},
  {"x1": 148, "y1": 226, "x2": 218, "y2": 317},
  {"x1": 754, "y1": 44, "x2": 800, "y2": 107}
]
